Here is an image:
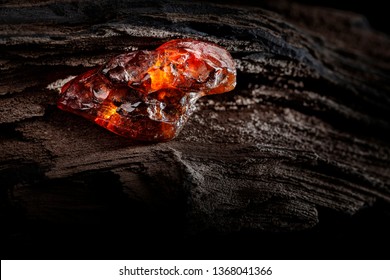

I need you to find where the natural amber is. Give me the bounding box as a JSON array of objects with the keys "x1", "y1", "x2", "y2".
[{"x1": 58, "y1": 39, "x2": 236, "y2": 141}]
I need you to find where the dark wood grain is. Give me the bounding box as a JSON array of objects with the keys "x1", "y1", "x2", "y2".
[{"x1": 1, "y1": 0, "x2": 389, "y2": 259}]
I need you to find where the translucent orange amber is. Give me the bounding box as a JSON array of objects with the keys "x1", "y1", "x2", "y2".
[{"x1": 58, "y1": 39, "x2": 236, "y2": 141}]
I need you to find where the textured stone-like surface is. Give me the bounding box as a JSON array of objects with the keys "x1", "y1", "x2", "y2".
[
  {"x1": 58, "y1": 39, "x2": 236, "y2": 141},
  {"x1": 1, "y1": 0, "x2": 390, "y2": 259}
]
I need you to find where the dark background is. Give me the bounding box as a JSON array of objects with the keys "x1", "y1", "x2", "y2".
[{"x1": 224, "y1": 0, "x2": 390, "y2": 34}]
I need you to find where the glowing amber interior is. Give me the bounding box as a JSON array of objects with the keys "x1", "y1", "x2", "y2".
[{"x1": 58, "y1": 39, "x2": 236, "y2": 141}]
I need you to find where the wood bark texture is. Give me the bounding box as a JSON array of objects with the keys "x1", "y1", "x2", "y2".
[{"x1": 1, "y1": 0, "x2": 389, "y2": 259}]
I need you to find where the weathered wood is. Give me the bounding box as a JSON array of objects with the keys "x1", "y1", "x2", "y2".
[{"x1": 1, "y1": 0, "x2": 389, "y2": 259}]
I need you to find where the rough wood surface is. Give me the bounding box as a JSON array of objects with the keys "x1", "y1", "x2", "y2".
[{"x1": 1, "y1": 0, "x2": 389, "y2": 259}]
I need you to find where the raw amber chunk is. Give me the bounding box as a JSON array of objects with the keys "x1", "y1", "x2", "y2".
[{"x1": 58, "y1": 39, "x2": 236, "y2": 141}]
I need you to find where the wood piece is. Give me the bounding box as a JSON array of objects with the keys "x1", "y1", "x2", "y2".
[{"x1": 1, "y1": 0, "x2": 389, "y2": 259}]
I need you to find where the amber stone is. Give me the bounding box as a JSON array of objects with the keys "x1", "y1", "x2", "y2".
[{"x1": 58, "y1": 39, "x2": 236, "y2": 141}]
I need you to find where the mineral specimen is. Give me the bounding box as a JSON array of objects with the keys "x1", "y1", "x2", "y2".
[{"x1": 58, "y1": 39, "x2": 236, "y2": 141}]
